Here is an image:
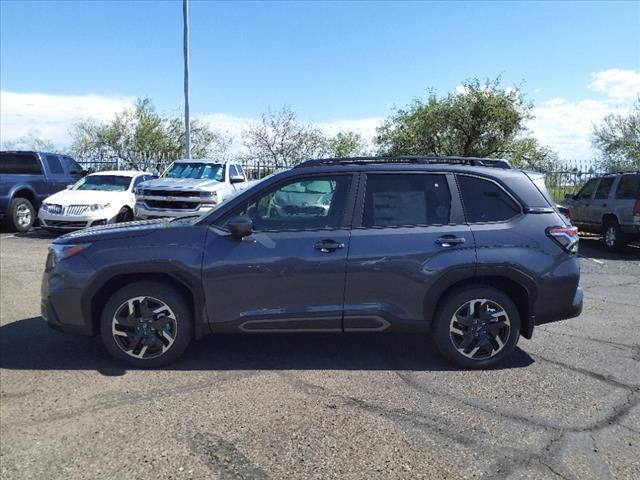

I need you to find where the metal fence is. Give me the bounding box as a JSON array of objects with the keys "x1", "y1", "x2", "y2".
[{"x1": 76, "y1": 153, "x2": 602, "y2": 203}]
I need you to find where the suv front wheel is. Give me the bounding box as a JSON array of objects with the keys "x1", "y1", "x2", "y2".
[
  {"x1": 433, "y1": 286, "x2": 521, "y2": 369},
  {"x1": 100, "y1": 281, "x2": 193, "y2": 367}
]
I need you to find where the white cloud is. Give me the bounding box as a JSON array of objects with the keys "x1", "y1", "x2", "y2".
[
  {"x1": 588, "y1": 69, "x2": 640, "y2": 102},
  {"x1": 0, "y1": 91, "x2": 135, "y2": 148}
]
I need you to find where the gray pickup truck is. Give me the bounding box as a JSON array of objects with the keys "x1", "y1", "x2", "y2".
[
  {"x1": 0, "y1": 151, "x2": 86, "y2": 232},
  {"x1": 564, "y1": 171, "x2": 640, "y2": 251},
  {"x1": 134, "y1": 159, "x2": 248, "y2": 219}
]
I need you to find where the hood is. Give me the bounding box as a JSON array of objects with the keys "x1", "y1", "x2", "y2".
[
  {"x1": 53, "y1": 218, "x2": 173, "y2": 244},
  {"x1": 140, "y1": 178, "x2": 222, "y2": 191},
  {"x1": 45, "y1": 189, "x2": 128, "y2": 205}
]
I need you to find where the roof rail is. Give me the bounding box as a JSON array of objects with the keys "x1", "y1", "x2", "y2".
[
  {"x1": 295, "y1": 155, "x2": 512, "y2": 169},
  {"x1": 602, "y1": 170, "x2": 640, "y2": 175}
]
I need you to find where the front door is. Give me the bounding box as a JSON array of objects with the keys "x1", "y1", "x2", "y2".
[
  {"x1": 202, "y1": 174, "x2": 356, "y2": 332},
  {"x1": 571, "y1": 178, "x2": 599, "y2": 231},
  {"x1": 344, "y1": 172, "x2": 475, "y2": 331}
]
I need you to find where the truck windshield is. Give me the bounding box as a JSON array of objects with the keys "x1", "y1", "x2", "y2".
[
  {"x1": 72, "y1": 175, "x2": 132, "y2": 192},
  {"x1": 165, "y1": 162, "x2": 224, "y2": 181}
]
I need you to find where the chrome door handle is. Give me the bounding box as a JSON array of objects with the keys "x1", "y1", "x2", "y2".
[
  {"x1": 436, "y1": 236, "x2": 466, "y2": 248},
  {"x1": 314, "y1": 240, "x2": 345, "y2": 253}
]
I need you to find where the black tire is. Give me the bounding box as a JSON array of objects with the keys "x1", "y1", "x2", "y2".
[
  {"x1": 100, "y1": 281, "x2": 193, "y2": 368},
  {"x1": 116, "y1": 207, "x2": 134, "y2": 223},
  {"x1": 603, "y1": 219, "x2": 626, "y2": 252},
  {"x1": 9, "y1": 197, "x2": 35, "y2": 232},
  {"x1": 433, "y1": 285, "x2": 521, "y2": 369}
]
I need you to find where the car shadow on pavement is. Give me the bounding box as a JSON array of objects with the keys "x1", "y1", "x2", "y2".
[
  {"x1": 0, "y1": 317, "x2": 534, "y2": 376},
  {"x1": 578, "y1": 236, "x2": 640, "y2": 261}
]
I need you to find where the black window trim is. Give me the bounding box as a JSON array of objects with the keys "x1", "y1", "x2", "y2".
[
  {"x1": 213, "y1": 172, "x2": 359, "y2": 233},
  {"x1": 352, "y1": 171, "x2": 461, "y2": 230},
  {"x1": 594, "y1": 176, "x2": 615, "y2": 200},
  {"x1": 455, "y1": 173, "x2": 524, "y2": 225}
]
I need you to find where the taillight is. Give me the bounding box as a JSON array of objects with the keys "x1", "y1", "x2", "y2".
[
  {"x1": 634, "y1": 199, "x2": 640, "y2": 217},
  {"x1": 546, "y1": 226, "x2": 579, "y2": 253}
]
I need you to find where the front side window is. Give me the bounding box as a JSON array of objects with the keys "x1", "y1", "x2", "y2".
[
  {"x1": 575, "y1": 178, "x2": 598, "y2": 200},
  {"x1": 164, "y1": 162, "x2": 224, "y2": 181},
  {"x1": 595, "y1": 177, "x2": 615, "y2": 199},
  {"x1": 222, "y1": 175, "x2": 352, "y2": 231},
  {"x1": 61, "y1": 156, "x2": 83, "y2": 175},
  {"x1": 614, "y1": 174, "x2": 638, "y2": 199},
  {"x1": 363, "y1": 174, "x2": 451, "y2": 227},
  {"x1": 457, "y1": 175, "x2": 520, "y2": 223},
  {"x1": 71, "y1": 175, "x2": 132, "y2": 192}
]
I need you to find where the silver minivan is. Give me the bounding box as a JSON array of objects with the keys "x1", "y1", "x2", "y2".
[{"x1": 566, "y1": 172, "x2": 640, "y2": 251}]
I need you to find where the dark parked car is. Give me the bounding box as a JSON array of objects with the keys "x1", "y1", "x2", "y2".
[
  {"x1": 564, "y1": 172, "x2": 640, "y2": 251},
  {"x1": 0, "y1": 151, "x2": 86, "y2": 232},
  {"x1": 41, "y1": 156, "x2": 583, "y2": 368}
]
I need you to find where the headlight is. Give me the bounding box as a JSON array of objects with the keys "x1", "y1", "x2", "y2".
[
  {"x1": 89, "y1": 202, "x2": 111, "y2": 211},
  {"x1": 47, "y1": 243, "x2": 91, "y2": 268}
]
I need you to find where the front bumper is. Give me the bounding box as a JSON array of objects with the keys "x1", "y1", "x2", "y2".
[
  {"x1": 135, "y1": 202, "x2": 213, "y2": 219},
  {"x1": 38, "y1": 209, "x2": 115, "y2": 230}
]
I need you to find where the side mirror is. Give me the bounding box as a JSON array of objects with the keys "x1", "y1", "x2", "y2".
[
  {"x1": 230, "y1": 175, "x2": 245, "y2": 184},
  {"x1": 228, "y1": 216, "x2": 253, "y2": 239}
]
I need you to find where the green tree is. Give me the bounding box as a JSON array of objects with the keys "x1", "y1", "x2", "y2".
[
  {"x1": 375, "y1": 78, "x2": 554, "y2": 169},
  {"x1": 242, "y1": 106, "x2": 329, "y2": 167},
  {"x1": 592, "y1": 100, "x2": 640, "y2": 172},
  {"x1": 70, "y1": 98, "x2": 229, "y2": 172},
  {"x1": 3, "y1": 133, "x2": 62, "y2": 153},
  {"x1": 327, "y1": 131, "x2": 367, "y2": 157}
]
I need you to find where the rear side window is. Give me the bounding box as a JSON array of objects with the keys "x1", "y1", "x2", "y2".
[
  {"x1": 458, "y1": 175, "x2": 520, "y2": 223},
  {"x1": 363, "y1": 174, "x2": 451, "y2": 227},
  {"x1": 575, "y1": 178, "x2": 598, "y2": 200},
  {"x1": 0, "y1": 152, "x2": 43, "y2": 174},
  {"x1": 595, "y1": 177, "x2": 615, "y2": 199},
  {"x1": 615, "y1": 174, "x2": 639, "y2": 199},
  {"x1": 46, "y1": 155, "x2": 64, "y2": 174}
]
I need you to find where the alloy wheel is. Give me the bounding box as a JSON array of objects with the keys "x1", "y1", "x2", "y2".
[
  {"x1": 605, "y1": 225, "x2": 616, "y2": 248},
  {"x1": 16, "y1": 204, "x2": 32, "y2": 228},
  {"x1": 449, "y1": 298, "x2": 511, "y2": 360},
  {"x1": 112, "y1": 296, "x2": 178, "y2": 359}
]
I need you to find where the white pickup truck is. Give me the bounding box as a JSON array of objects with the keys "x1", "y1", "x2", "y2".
[{"x1": 134, "y1": 159, "x2": 248, "y2": 219}]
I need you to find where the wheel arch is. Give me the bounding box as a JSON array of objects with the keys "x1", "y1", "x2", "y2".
[
  {"x1": 87, "y1": 270, "x2": 207, "y2": 340},
  {"x1": 425, "y1": 274, "x2": 535, "y2": 339},
  {"x1": 10, "y1": 186, "x2": 38, "y2": 207}
]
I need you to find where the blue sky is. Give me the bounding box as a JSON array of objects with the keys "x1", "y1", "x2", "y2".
[{"x1": 1, "y1": 0, "x2": 639, "y2": 159}]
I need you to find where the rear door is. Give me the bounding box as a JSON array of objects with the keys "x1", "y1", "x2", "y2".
[
  {"x1": 613, "y1": 174, "x2": 640, "y2": 227},
  {"x1": 591, "y1": 176, "x2": 616, "y2": 231},
  {"x1": 344, "y1": 172, "x2": 474, "y2": 331}
]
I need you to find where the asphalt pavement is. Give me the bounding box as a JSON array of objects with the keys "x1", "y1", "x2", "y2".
[{"x1": 1, "y1": 230, "x2": 638, "y2": 479}]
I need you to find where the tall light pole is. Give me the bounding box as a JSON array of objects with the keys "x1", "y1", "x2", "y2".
[{"x1": 183, "y1": 0, "x2": 191, "y2": 159}]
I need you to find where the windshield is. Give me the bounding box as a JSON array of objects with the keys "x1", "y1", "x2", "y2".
[
  {"x1": 71, "y1": 175, "x2": 132, "y2": 192},
  {"x1": 164, "y1": 162, "x2": 224, "y2": 181}
]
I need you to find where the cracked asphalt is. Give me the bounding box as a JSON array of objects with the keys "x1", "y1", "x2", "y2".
[{"x1": 1, "y1": 230, "x2": 639, "y2": 479}]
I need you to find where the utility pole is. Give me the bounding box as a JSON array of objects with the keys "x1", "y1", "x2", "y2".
[{"x1": 183, "y1": 0, "x2": 191, "y2": 159}]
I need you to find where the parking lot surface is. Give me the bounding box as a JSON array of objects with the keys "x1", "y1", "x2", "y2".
[{"x1": 1, "y1": 230, "x2": 639, "y2": 479}]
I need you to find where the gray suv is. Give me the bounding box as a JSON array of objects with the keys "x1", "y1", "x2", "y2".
[
  {"x1": 565, "y1": 172, "x2": 640, "y2": 251},
  {"x1": 41, "y1": 157, "x2": 583, "y2": 369}
]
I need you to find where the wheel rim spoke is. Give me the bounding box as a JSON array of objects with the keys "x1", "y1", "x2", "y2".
[
  {"x1": 112, "y1": 295, "x2": 177, "y2": 360},
  {"x1": 449, "y1": 298, "x2": 510, "y2": 361}
]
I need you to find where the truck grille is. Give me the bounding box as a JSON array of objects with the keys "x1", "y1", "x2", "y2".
[
  {"x1": 145, "y1": 200, "x2": 199, "y2": 210},
  {"x1": 141, "y1": 189, "x2": 198, "y2": 198}
]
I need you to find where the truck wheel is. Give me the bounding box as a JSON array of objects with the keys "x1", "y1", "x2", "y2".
[
  {"x1": 603, "y1": 219, "x2": 626, "y2": 252},
  {"x1": 9, "y1": 198, "x2": 35, "y2": 232},
  {"x1": 116, "y1": 207, "x2": 133, "y2": 223},
  {"x1": 100, "y1": 282, "x2": 193, "y2": 368},
  {"x1": 433, "y1": 286, "x2": 520, "y2": 369}
]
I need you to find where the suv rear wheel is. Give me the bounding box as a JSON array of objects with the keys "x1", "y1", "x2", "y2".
[
  {"x1": 433, "y1": 286, "x2": 520, "y2": 369},
  {"x1": 603, "y1": 219, "x2": 626, "y2": 252},
  {"x1": 100, "y1": 282, "x2": 193, "y2": 367}
]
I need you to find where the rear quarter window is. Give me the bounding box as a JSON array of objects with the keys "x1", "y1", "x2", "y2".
[
  {"x1": 0, "y1": 152, "x2": 43, "y2": 175},
  {"x1": 457, "y1": 175, "x2": 521, "y2": 223},
  {"x1": 615, "y1": 174, "x2": 639, "y2": 199},
  {"x1": 595, "y1": 177, "x2": 615, "y2": 199}
]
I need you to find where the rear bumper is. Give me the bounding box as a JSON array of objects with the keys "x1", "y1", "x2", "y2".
[{"x1": 535, "y1": 287, "x2": 583, "y2": 326}]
